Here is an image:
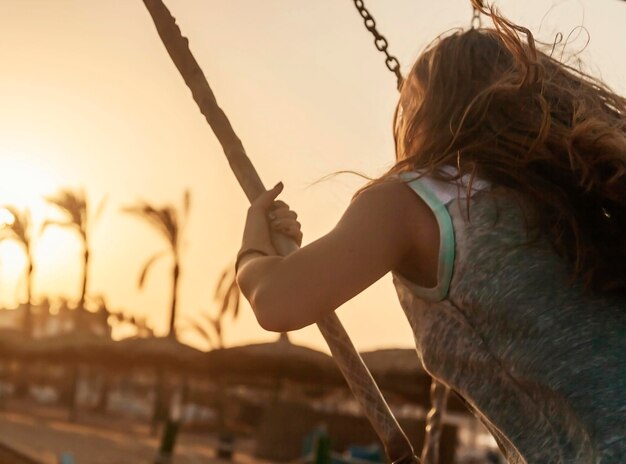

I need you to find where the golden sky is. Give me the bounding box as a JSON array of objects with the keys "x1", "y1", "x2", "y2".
[{"x1": 0, "y1": 0, "x2": 624, "y2": 352}]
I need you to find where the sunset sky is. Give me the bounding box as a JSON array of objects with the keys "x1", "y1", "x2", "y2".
[{"x1": 0, "y1": 0, "x2": 624, "y2": 352}]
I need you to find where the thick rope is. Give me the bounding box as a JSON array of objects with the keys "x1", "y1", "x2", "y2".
[
  {"x1": 141, "y1": 0, "x2": 418, "y2": 462},
  {"x1": 349, "y1": 1, "x2": 455, "y2": 460}
]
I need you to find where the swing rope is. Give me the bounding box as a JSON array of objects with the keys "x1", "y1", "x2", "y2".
[{"x1": 141, "y1": 1, "x2": 418, "y2": 462}]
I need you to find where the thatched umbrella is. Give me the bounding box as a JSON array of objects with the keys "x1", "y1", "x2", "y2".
[
  {"x1": 23, "y1": 332, "x2": 115, "y2": 364},
  {"x1": 112, "y1": 336, "x2": 204, "y2": 371},
  {"x1": 361, "y1": 348, "x2": 468, "y2": 414},
  {"x1": 1, "y1": 332, "x2": 204, "y2": 372},
  {"x1": 202, "y1": 334, "x2": 343, "y2": 387},
  {"x1": 360, "y1": 349, "x2": 430, "y2": 404}
]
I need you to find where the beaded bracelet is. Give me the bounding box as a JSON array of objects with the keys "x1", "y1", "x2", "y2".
[{"x1": 235, "y1": 248, "x2": 270, "y2": 273}]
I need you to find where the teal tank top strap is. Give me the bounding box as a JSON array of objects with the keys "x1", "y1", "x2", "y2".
[{"x1": 393, "y1": 172, "x2": 455, "y2": 301}]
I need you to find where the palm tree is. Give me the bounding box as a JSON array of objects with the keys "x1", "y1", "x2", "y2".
[
  {"x1": 43, "y1": 189, "x2": 105, "y2": 421},
  {"x1": 0, "y1": 206, "x2": 36, "y2": 337},
  {"x1": 123, "y1": 190, "x2": 190, "y2": 338},
  {"x1": 181, "y1": 262, "x2": 240, "y2": 349},
  {"x1": 43, "y1": 189, "x2": 105, "y2": 328}
]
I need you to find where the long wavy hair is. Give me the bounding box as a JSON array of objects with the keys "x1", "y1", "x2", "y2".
[{"x1": 385, "y1": 4, "x2": 626, "y2": 294}]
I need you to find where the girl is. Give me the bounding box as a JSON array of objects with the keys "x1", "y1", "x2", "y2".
[{"x1": 235, "y1": 5, "x2": 625, "y2": 463}]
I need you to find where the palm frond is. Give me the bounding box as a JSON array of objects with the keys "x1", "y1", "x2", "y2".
[
  {"x1": 213, "y1": 267, "x2": 231, "y2": 300},
  {"x1": 41, "y1": 219, "x2": 75, "y2": 235},
  {"x1": 209, "y1": 316, "x2": 223, "y2": 346},
  {"x1": 122, "y1": 202, "x2": 178, "y2": 247},
  {"x1": 138, "y1": 250, "x2": 168, "y2": 289},
  {"x1": 93, "y1": 195, "x2": 108, "y2": 224},
  {"x1": 45, "y1": 189, "x2": 87, "y2": 236},
  {"x1": 162, "y1": 206, "x2": 178, "y2": 246},
  {"x1": 183, "y1": 189, "x2": 191, "y2": 223},
  {"x1": 214, "y1": 264, "x2": 241, "y2": 319},
  {"x1": 219, "y1": 286, "x2": 233, "y2": 318},
  {"x1": 228, "y1": 278, "x2": 241, "y2": 319},
  {"x1": 178, "y1": 316, "x2": 215, "y2": 348},
  {"x1": 0, "y1": 206, "x2": 31, "y2": 246}
]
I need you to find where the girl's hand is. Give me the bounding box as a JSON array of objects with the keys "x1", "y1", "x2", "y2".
[
  {"x1": 268, "y1": 199, "x2": 303, "y2": 247},
  {"x1": 241, "y1": 182, "x2": 303, "y2": 255}
]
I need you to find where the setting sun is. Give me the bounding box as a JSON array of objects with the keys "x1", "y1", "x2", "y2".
[{"x1": 0, "y1": 152, "x2": 60, "y2": 211}]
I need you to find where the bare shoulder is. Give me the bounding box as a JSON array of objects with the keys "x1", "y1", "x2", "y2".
[
  {"x1": 348, "y1": 178, "x2": 435, "y2": 225},
  {"x1": 337, "y1": 177, "x2": 439, "y2": 256},
  {"x1": 348, "y1": 178, "x2": 440, "y2": 287}
]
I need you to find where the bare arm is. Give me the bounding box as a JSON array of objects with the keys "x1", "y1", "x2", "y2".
[{"x1": 236, "y1": 180, "x2": 437, "y2": 332}]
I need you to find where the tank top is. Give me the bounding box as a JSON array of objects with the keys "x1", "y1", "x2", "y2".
[{"x1": 392, "y1": 172, "x2": 626, "y2": 463}]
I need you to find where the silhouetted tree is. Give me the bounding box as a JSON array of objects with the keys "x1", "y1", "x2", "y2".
[
  {"x1": 43, "y1": 189, "x2": 105, "y2": 422},
  {"x1": 43, "y1": 189, "x2": 106, "y2": 329},
  {"x1": 181, "y1": 262, "x2": 240, "y2": 350},
  {"x1": 0, "y1": 206, "x2": 36, "y2": 336},
  {"x1": 123, "y1": 191, "x2": 190, "y2": 338}
]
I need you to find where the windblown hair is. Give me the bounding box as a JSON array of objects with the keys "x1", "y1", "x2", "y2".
[{"x1": 386, "y1": 3, "x2": 626, "y2": 294}]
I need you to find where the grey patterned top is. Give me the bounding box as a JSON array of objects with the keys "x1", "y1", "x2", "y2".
[{"x1": 393, "y1": 189, "x2": 626, "y2": 463}]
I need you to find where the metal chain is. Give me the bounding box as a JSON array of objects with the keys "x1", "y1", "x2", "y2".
[
  {"x1": 352, "y1": 0, "x2": 404, "y2": 90},
  {"x1": 471, "y1": 6, "x2": 482, "y2": 29}
]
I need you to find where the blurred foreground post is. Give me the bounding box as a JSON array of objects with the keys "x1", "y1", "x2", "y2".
[
  {"x1": 154, "y1": 388, "x2": 182, "y2": 464},
  {"x1": 313, "y1": 425, "x2": 332, "y2": 464}
]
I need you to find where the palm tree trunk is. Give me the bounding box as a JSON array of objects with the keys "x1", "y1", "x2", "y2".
[
  {"x1": 14, "y1": 258, "x2": 34, "y2": 398},
  {"x1": 79, "y1": 248, "x2": 89, "y2": 310},
  {"x1": 168, "y1": 261, "x2": 179, "y2": 338},
  {"x1": 23, "y1": 259, "x2": 33, "y2": 338},
  {"x1": 77, "y1": 247, "x2": 89, "y2": 333}
]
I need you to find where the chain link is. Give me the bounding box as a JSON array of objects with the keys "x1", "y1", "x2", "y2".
[
  {"x1": 471, "y1": 6, "x2": 482, "y2": 29},
  {"x1": 352, "y1": 0, "x2": 403, "y2": 90}
]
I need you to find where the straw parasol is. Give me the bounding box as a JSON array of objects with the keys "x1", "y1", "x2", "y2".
[
  {"x1": 111, "y1": 336, "x2": 204, "y2": 371},
  {"x1": 2, "y1": 334, "x2": 203, "y2": 372},
  {"x1": 361, "y1": 348, "x2": 428, "y2": 384},
  {"x1": 361, "y1": 348, "x2": 468, "y2": 413},
  {"x1": 202, "y1": 334, "x2": 343, "y2": 387},
  {"x1": 20, "y1": 332, "x2": 116, "y2": 365}
]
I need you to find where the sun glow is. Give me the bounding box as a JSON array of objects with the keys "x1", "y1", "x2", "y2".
[
  {"x1": 0, "y1": 151, "x2": 67, "y2": 306},
  {"x1": 0, "y1": 240, "x2": 27, "y2": 302},
  {"x1": 0, "y1": 152, "x2": 59, "y2": 211}
]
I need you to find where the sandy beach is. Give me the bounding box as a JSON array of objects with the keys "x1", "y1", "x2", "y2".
[{"x1": 0, "y1": 400, "x2": 269, "y2": 464}]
